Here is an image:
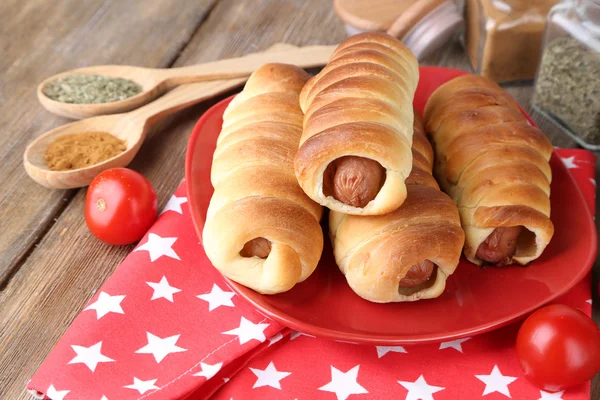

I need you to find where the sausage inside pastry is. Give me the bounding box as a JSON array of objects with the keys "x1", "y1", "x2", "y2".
[
  {"x1": 424, "y1": 74, "x2": 554, "y2": 266},
  {"x1": 294, "y1": 32, "x2": 419, "y2": 216},
  {"x1": 329, "y1": 110, "x2": 465, "y2": 302},
  {"x1": 203, "y1": 63, "x2": 324, "y2": 294}
]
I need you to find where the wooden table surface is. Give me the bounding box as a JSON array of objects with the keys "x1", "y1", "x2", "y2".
[{"x1": 0, "y1": 1, "x2": 597, "y2": 399}]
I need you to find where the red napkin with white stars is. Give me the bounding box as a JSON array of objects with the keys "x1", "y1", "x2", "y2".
[{"x1": 28, "y1": 149, "x2": 596, "y2": 400}]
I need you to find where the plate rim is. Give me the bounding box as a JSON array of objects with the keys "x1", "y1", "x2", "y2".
[{"x1": 185, "y1": 66, "x2": 598, "y2": 345}]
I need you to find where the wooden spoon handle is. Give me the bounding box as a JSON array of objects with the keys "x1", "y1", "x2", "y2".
[
  {"x1": 156, "y1": 44, "x2": 335, "y2": 86},
  {"x1": 124, "y1": 43, "x2": 302, "y2": 131},
  {"x1": 126, "y1": 78, "x2": 246, "y2": 129}
]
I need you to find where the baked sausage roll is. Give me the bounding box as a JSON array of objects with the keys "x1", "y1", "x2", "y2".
[
  {"x1": 294, "y1": 32, "x2": 419, "y2": 216},
  {"x1": 203, "y1": 63, "x2": 324, "y2": 294},
  {"x1": 424, "y1": 74, "x2": 554, "y2": 266},
  {"x1": 329, "y1": 110, "x2": 465, "y2": 303}
]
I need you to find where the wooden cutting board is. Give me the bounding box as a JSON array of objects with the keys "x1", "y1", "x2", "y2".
[{"x1": 333, "y1": 0, "x2": 420, "y2": 31}]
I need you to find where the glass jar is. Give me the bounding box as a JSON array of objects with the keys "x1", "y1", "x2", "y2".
[
  {"x1": 464, "y1": 0, "x2": 560, "y2": 83},
  {"x1": 532, "y1": 0, "x2": 600, "y2": 150}
]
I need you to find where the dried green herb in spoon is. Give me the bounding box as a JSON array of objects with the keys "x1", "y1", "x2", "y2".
[{"x1": 43, "y1": 74, "x2": 142, "y2": 104}]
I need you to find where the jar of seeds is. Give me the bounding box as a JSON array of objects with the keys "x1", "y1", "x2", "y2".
[{"x1": 532, "y1": 0, "x2": 600, "y2": 149}]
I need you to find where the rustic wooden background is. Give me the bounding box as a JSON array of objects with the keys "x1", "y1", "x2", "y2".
[{"x1": 0, "y1": 0, "x2": 597, "y2": 399}]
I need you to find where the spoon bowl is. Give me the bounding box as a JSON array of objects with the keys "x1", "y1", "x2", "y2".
[
  {"x1": 37, "y1": 65, "x2": 164, "y2": 120},
  {"x1": 26, "y1": 43, "x2": 333, "y2": 189},
  {"x1": 37, "y1": 44, "x2": 336, "y2": 119},
  {"x1": 26, "y1": 77, "x2": 250, "y2": 189},
  {"x1": 23, "y1": 113, "x2": 141, "y2": 188}
]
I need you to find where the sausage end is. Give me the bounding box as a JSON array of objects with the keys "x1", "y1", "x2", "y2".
[
  {"x1": 476, "y1": 226, "x2": 523, "y2": 266},
  {"x1": 397, "y1": 263, "x2": 438, "y2": 296},
  {"x1": 323, "y1": 156, "x2": 385, "y2": 208},
  {"x1": 398, "y1": 260, "x2": 435, "y2": 288}
]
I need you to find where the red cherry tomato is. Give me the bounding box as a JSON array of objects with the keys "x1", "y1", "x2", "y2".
[
  {"x1": 516, "y1": 304, "x2": 600, "y2": 392},
  {"x1": 85, "y1": 168, "x2": 157, "y2": 245}
]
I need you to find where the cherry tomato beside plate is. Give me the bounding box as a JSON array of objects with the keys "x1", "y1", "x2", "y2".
[
  {"x1": 85, "y1": 168, "x2": 157, "y2": 245},
  {"x1": 516, "y1": 304, "x2": 600, "y2": 392}
]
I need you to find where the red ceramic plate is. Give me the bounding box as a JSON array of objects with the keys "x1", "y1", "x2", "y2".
[{"x1": 185, "y1": 67, "x2": 597, "y2": 345}]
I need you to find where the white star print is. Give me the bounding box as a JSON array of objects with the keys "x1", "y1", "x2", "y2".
[
  {"x1": 439, "y1": 337, "x2": 471, "y2": 353},
  {"x1": 124, "y1": 377, "x2": 159, "y2": 394},
  {"x1": 475, "y1": 365, "x2": 517, "y2": 397},
  {"x1": 134, "y1": 233, "x2": 180, "y2": 262},
  {"x1": 539, "y1": 390, "x2": 565, "y2": 399},
  {"x1": 160, "y1": 194, "x2": 187, "y2": 215},
  {"x1": 68, "y1": 341, "x2": 114, "y2": 372},
  {"x1": 376, "y1": 345, "x2": 407, "y2": 358},
  {"x1": 590, "y1": 178, "x2": 596, "y2": 187},
  {"x1": 84, "y1": 292, "x2": 125, "y2": 319},
  {"x1": 197, "y1": 284, "x2": 235, "y2": 311},
  {"x1": 135, "y1": 332, "x2": 187, "y2": 363},
  {"x1": 561, "y1": 156, "x2": 579, "y2": 169},
  {"x1": 587, "y1": 299, "x2": 593, "y2": 304},
  {"x1": 222, "y1": 317, "x2": 269, "y2": 344},
  {"x1": 319, "y1": 365, "x2": 368, "y2": 400},
  {"x1": 250, "y1": 361, "x2": 292, "y2": 389},
  {"x1": 101, "y1": 396, "x2": 109, "y2": 400},
  {"x1": 146, "y1": 276, "x2": 181, "y2": 302},
  {"x1": 268, "y1": 332, "x2": 284, "y2": 346},
  {"x1": 398, "y1": 375, "x2": 444, "y2": 400},
  {"x1": 47, "y1": 385, "x2": 70, "y2": 400},
  {"x1": 193, "y1": 362, "x2": 223, "y2": 380},
  {"x1": 290, "y1": 331, "x2": 315, "y2": 340}
]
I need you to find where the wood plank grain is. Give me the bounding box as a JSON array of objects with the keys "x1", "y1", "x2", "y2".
[
  {"x1": 0, "y1": 0, "x2": 218, "y2": 285},
  {"x1": 0, "y1": 1, "x2": 597, "y2": 399},
  {"x1": 0, "y1": 1, "x2": 345, "y2": 398},
  {"x1": 177, "y1": 0, "x2": 345, "y2": 63}
]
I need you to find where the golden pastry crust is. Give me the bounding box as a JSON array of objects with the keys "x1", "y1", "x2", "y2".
[
  {"x1": 424, "y1": 74, "x2": 554, "y2": 266},
  {"x1": 294, "y1": 32, "x2": 419, "y2": 215},
  {"x1": 329, "y1": 110, "x2": 464, "y2": 303},
  {"x1": 203, "y1": 63, "x2": 324, "y2": 294}
]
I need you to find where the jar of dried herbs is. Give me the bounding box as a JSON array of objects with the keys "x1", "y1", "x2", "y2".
[{"x1": 532, "y1": 0, "x2": 600, "y2": 149}]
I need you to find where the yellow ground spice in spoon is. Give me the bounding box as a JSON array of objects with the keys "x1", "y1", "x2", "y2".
[{"x1": 45, "y1": 132, "x2": 126, "y2": 171}]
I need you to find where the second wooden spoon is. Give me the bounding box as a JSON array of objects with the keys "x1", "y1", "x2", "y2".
[
  {"x1": 25, "y1": 77, "x2": 248, "y2": 189},
  {"x1": 38, "y1": 43, "x2": 335, "y2": 119}
]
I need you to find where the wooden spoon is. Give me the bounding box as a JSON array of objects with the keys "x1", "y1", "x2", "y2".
[
  {"x1": 38, "y1": 44, "x2": 335, "y2": 119},
  {"x1": 25, "y1": 43, "x2": 311, "y2": 189},
  {"x1": 25, "y1": 77, "x2": 247, "y2": 189}
]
